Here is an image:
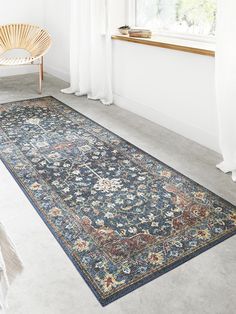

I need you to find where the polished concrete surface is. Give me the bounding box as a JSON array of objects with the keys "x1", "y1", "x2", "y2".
[{"x1": 0, "y1": 73, "x2": 235, "y2": 314}]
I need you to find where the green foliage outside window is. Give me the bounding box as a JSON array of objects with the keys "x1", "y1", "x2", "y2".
[{"x1": 136, "y1": 0, "x2": 217, "y2": 37}]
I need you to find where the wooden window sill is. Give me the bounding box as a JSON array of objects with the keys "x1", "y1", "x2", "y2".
[{"x1": 111, "y1": 34, "x2": 215, "y2": 57}]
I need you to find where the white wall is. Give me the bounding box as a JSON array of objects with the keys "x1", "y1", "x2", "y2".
[
  {"x1": 112, "y1": 41, "x2": 219, "y2": 152},
  {"x1": 0, "y1": 0, "x2": 43, "y2": 24},
  {"x1": 0, "y1": 0, "x2": 44, "y2": 77},
  {"x1": 43, "y1": 0, "x2": 71, "y2": 82}
]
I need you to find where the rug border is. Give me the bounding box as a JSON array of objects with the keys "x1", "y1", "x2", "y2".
[{"x1": 0, "y1": 96, "x2": 235, "y2": 307}]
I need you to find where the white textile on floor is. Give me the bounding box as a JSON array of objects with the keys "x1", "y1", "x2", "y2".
[{"x1": 0, "y1": 223, "x2": 23, "y2": 312}]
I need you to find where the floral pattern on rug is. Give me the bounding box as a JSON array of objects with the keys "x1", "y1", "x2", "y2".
[{"x1": 0, "y1": 97, "x2": 235, "y2": 305}]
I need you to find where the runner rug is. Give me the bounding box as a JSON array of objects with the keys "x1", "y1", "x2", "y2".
[{"x1": 0, "y1": 96, "x2": 235, "y2": 306}]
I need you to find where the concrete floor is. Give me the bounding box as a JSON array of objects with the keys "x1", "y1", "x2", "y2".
[{"x1": 0, "y1": 73, "x2": 235, "y2": 314}]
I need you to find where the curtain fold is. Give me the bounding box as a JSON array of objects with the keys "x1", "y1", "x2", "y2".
[
  {"x1": 216, "y1": 0, "x2": 236, "y2": 181},
  {"x1": 61, "y1": 0, "x2": 113, "y2": 105}
]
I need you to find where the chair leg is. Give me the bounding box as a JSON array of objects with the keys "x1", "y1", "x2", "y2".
[
  {"x1": 41, "y1": 56, "x2": 44, "y2": 81},
  {"x1": 38, "y1": 61, "x2": 42, "y2": 94}
]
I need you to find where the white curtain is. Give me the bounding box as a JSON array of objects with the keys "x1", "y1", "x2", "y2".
[
  {"x1": 61, "y1": 0, "x2": 113, "y2": 105},
  {"x1": 216, "y1": 0, "x2": 236, "y2": 182}
]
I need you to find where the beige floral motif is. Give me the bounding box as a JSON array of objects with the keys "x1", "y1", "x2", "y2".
[
  {"x1": 80, "y1": 145, "x2": 91, "y2": 152},
  {"x1": 196, "y1": 229, "x2": 211, "y2": 240},
  {"x1": 133, "y1": 153, "x2": 143, "y2": 160},
  {"x1": 128, "y1": 226, "x2": 137, "y2": 234},
  {"x1": 94, "y1": 178, "x2": 123, "y2": 193},
  {"x1": 160, "y1": 170, "x2": 172, "y2": 178},
  {"x1": 151, "y1": 222, "x2": 159, "y2": 227},
  {"x1": 36, "y1": 141, "x2": 49, "y2": 148},
  {"x1": 137, "y1": 184, "x2": 146, "y2": 190},
  {"x1": 171, "y1": 240, "x2": 183, "y2": 248},
  {"x1": 73, "y1": 239, "x2": 89, "y2": 252},
  {"x1": 104, "y1": 212, "x2": 114, "y2": 219},
  {"x1": 93, "y1": 127, "x2": 102, "y2": 133},
  {"x1": 30, "y1": 182, "x2": 42, "y2": 191},
  {"x1": 26, "y1": 117, "x2": 40, "y2": 125},
  {"x1": 102, "y1": 274, "x2": 125, "y2": 292},
  {"x1": 229, "y1": 214, "x2": 236, "y2": 225},
  {"x1": 120, "y1": 229, "x2": 126, "y2": 236},
  {"x1": 96, "y1": 219, "x2": 105, "y2": 226},
  {"x1": 214, "y1": 207, "x2": 223, "y2": 213},
  {"x1": 49, "y1": 207, "x2": 63, "y2": 217},
  {"x1": 15, "y1": 163, "x2": 25, "y2": 170},
  {"x1": 148, "y1": 252, "x2": 164, "y2": 266},
  {"x1": 173, "y1": 206, "x2": 182, "y2": 213},
  {"x1": 48, "y1": 152, "x2": 61, "y2": 159},
  {"x1": 194, "y1": 192, "x2": 205, "y2": 200}
]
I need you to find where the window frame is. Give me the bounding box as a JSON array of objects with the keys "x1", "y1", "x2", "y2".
[{"x1": 130, "y1": 0, "x2": 216, "y2": 44}]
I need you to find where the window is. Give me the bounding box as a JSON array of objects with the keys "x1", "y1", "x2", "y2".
[{"x1": 135, "y1": 0, "x2": 217, "y2": 40}]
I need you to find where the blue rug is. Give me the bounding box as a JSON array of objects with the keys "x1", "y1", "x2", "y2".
[{"x1": 0, "y1": 96, "x2": 235, "y2": 306}]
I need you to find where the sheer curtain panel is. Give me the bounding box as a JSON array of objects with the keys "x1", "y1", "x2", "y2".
[
  {"x1": 216, "y1": 0, "x2": 236, "y2": 181},
  {"x1": 61, "y1": 0, "x2": 113, "y2": 105}
]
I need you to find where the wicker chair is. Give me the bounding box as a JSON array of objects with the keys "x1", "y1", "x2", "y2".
[{"x1": 0, "y1": 24, "x2": 51, "y2": 94}]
